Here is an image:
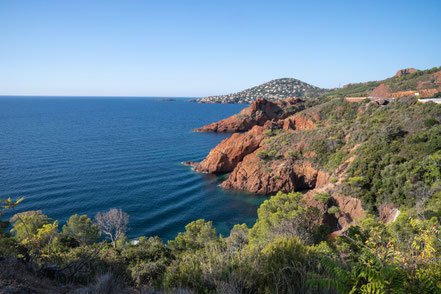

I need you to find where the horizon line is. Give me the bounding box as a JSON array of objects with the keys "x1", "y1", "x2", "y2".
[{"x1": 0, "y1": 95, "x2": 202, "y2": 99}]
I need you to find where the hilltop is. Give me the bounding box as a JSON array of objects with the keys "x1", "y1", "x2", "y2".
[{"x1": 197, "y1": 78, "x2": 328, "y2": 104}]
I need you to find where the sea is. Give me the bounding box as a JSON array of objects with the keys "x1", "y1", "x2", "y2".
[{"x1": 0, "y1": 96, "x2": 267, "y2": 241}]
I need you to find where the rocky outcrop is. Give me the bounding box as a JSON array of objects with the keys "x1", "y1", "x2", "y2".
[
  {"x1": 189, "y1": 96, "x2": 374, "y2": 236},
  {"x1": 282, "y1": 114, "x2": 317, "y2": 130},
  {"x1": 379, "y1": 203, "x2": 401, "y2": 224},
  {"x1": 193, "y1": 98, "x2": 305, "y2": 132},
  {"x1": 193, "y1": 125, "x2": 265, "y2": 173},
  {"x1": 331, "y1": 193, "x2": 364, "y2": 230},
  {"x1": 370, "y1": 84, "x2": 392, "y2": 98},
  {"x1": 394, "y1": 68, "x2": 418, "y2": 77},
  {"x1": 434, "y1": 71, "x2": 441, "y2": 85},
  {"x1": 221, "y1": 156, "x2": 330, "y2": 194},
  {"x1": 303, "y1": 188, "x2": 364, "y2": 234},
  {"x1": 191, "y1": 98, "x2": 327, "y2": 193}
]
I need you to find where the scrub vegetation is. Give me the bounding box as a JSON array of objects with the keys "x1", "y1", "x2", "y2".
[{"x1": 2, "y1": 96, "x2": 441, "y2": 293}]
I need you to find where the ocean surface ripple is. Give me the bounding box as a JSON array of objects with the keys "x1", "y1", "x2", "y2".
[{"x1": 0, "y1": 96, "x2": 267, "y2": 240}]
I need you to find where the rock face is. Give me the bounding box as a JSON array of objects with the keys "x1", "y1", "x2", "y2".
[
  {"x1": 370, "y1": 83, "x2": 392, "y2": 98},
  {"x1": 193, "y1": 125, "x2": 265, "y2": 173},
  {"x1": 331, "y1": 193, "x2": 364, "y2": 230},
  {"x1": 379, "y1": 203, "x2": 401, "y2": 224},
  {"x1": 303, "y1": 188, "x2": 364, "y2": 234},
  {"x1": 394, "y1": 68, "x2": 418, "y2": 77},
  {"x1": 282, "y1": 114, "x2": 317, "y2": 130},
  {"x1": 192, "y1": 98, "x2": 325, "y2": 193},
  {"x1": 434, "y1": 71, "x2": 441, "y2": 84},
  {"x1": 221, "y1": 157, "x2": 330, "y2": 195},
  {"x1": 193, "y1": 98, "x2": 305, "y2": 132}
]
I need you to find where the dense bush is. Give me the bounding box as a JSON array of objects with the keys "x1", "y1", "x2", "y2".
[
  {"x1": 125, "y1": 236, "x2": 174, "y2": 286},
  {"x1": 1, "y1": 188, "x2": 441, "y2": 293},
  {"x1": 62, "y1": 214, "x2": 100, "y2": 246},
  {"x1": 168, "y1": 219, "x2": 218, "y2": 253},
  {"x1": 249, "y1": 191, "x2": 323, "y2": 245},
  {"x1": 256, "y1": 150, "x2": 268, "y2": 159}
]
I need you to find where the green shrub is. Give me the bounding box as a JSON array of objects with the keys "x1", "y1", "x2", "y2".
[
  {"x1": 313, "y1": 193, "x2": 332, "y2": 203},
  {"x1": 263, "y1": 129, "x2": 275, "y2": 137},
  {"x1": 424, "y1": 118, "x2": 439, "y2": 128},
  {"x1": 249, "y1": 192, "x2": 322, "y2": 245},
  {"x1": 256, "y1": 150, "x2": 268, "y2": 159},
  {"x1": 327, "y1": 206, "x2": 340, "y2": 214},
  {"x1": 287, "y1": 150, "x2": 298, "y2": 159},
  {"x1": 268, "y1": 150, "x2": 278, "y2": 157},
  {"x1": 62, "y1": 214, "x2": 100, "y2": 246},
  {"x1": 327, "y1": 151, "x2": 345, "y2": 171},
  {"x1": 125, "y1": 236, "x2": 173, "y2": 286},
  {"x1": 168, "y1": 219, "x2": 217, "y2": 253}
]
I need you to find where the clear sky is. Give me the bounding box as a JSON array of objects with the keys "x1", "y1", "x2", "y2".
[{"x1": 1, "y1": 0, "x2": 440, "y2": 97}]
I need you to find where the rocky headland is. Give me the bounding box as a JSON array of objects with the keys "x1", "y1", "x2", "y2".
[
  {"x1": 187, "y1": 97, "x2": 366, "y2": 232},
  {"x1": 187, "y1": 66, "x2": 441, "y2": 235},
  {"x1": 193, "y1": 97, "x2": 306, "y2": 132}
]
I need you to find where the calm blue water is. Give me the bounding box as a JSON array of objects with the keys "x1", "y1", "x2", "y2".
[{"x1": 0, "y1": 96, "x2": 267, "y2": 240}]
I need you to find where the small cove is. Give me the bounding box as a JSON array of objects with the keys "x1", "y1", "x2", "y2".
[{"x1": 0, "y1": 96, "x2": 268, "y2": 240}]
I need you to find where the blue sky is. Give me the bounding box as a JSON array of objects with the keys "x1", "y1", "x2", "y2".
[{"x1": 1, "y1": 0, "x2": 440, "y2": 97}]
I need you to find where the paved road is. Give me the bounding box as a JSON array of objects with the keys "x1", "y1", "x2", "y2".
[{"x1": 419, "y1": 98, "x2": 441, "y2": 104}]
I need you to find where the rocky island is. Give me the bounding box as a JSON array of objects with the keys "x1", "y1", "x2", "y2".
[{"x1": 150, "y1": 98, "x2": 176, "y2": 101}]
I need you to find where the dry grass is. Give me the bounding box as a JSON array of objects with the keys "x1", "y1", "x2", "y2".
[{"x1": 0, "y1": 258, "x2": 73, "y2": 293}]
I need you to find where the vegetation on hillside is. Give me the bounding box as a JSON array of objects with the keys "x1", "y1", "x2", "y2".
[
  {"x1": 259, "y1": 97, "x2": 441, "y2": 214},
  {"x1": 1, "y1": 190, "x2": 441, "y2": 293},
  {"x1": 197, "y1": 66, "x2": 441, "y2": 104},
  {"x1": 318, "y1": 66, "x2": 441, "y2": 100},
  {"x1": 2, "y1": 97, "x2": 441, "y2": 293},
  {"x1": 198, "y1": 78, "x2": 328, "y2": 104}
]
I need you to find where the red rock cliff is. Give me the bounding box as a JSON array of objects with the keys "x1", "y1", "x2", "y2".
[
  {"x1": 193, "y1": 98, "x2": 305, "y2": 132},
  {"x1": 221, "y1": 156, "x2": 330, "y2": 195},
  {"x1": 394, "y1": 68, "x2": 418, "y2": 77},
  {"x1": 193, "y1": 125, "x2": 265, "y2": 173},
  {"x1": 282, "y1": 114, "x2": 317, "y2": 130}
]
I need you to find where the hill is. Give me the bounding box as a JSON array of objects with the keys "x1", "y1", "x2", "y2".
[
  {"x1": 197, "y1": 78, "x2": 328, "y2": 104},
  {"x1": 196, "y1": 66, "x2": 441, "y2": 104},
  {"x1": 321, "y1": 66, "x2": 441, "y2": 100}
]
